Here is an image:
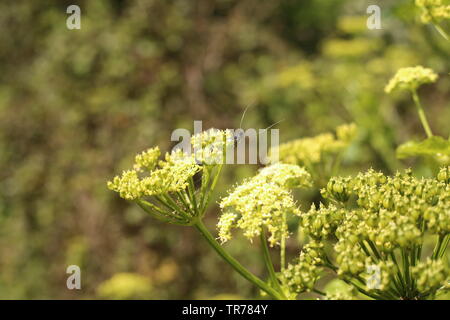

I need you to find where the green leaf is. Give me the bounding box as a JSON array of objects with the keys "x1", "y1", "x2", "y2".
[{"x1": 396, "y1": 136, "x2": 450, "y2": 159}]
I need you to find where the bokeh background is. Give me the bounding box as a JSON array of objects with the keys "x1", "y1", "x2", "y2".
[{"x1": 0, "y1": 0, "x2": 448, "y2": 299}]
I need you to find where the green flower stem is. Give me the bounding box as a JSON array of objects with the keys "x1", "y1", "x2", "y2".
[
  {"x1": 410, "y1": 248, "x2": 418, "y2": 293},
  {"x1": 194, "y1": 220, "x2": 284, "y2": 300},
  {"x1": 438, "y1": 234, "x2": 449, "y2": 258},
  {"x1": 367, "y1": 240, "x2": 382, "y2": 261},
  {"x1": 354, "y1": 274, "x2": 396, "y2": 299},
  {"x1": 312, "y1": 288, "x2": 326, "y2": 296},
  {"x1": 411, "y1": 89, "x2": 433, "y2": 138},
  {"x1": 164, "y1": 194, "x2": 190, "y2": 217},
  {"x1": 199, "y1": 167, "x2": 211, "y2": 209},
  {"x1": 200, "y1": 164, "x2": 223, "y2": 213},
  {"x1": 389, "y1": 252, "x2": 406, "y2": 294},
  {"x1": 389, "y1": 282, "x2": 402, "y2": 298},
  {"x1": 359, "y1": 241, "x2": 373, "y2": 260},
  {"x1": 260, "y1": 230, "x2": 286, "y2": 299},
  {"x1": 416, "y1": 220, "x2": 425, "y2": 261},
  {"x1": 402, "y1": 249, "x2": 412, "y2": 297},
  {"x1": 341, "y1": 278, "x2": 387, "y2": 300},
  {"x1": 187, "y1": 177, "x2": 200, "y2": 217},
  {"x1": 432, "y1": 22, "x2": 449, "y2": 41},
  {"x1": 330, "y1": 152, "x2": 343, "y2": 177},
  {"x1": 280, "y1": 212, "x2": 287, "y2": 272},
  {"x1": 136, "y1": 199, "x2": 187, "y2": 225},
  {"x1": 432, "y1": 234, "x2": 445, "y2": 259},
  {"x1": 176, "y1": 191, "x2": 193, "y2": 215},
  {"x1": 154, "y1": 196, "x2": 190, "y2": 222},
  {"x1": 154, "y1": 195, "x2": 184, "y2": 218}
]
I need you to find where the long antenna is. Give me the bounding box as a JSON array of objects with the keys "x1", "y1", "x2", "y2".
[
  {"x1": 239, "y1": 103, "x2": 253, "y2": 128},
  {"x1": 264, "y1": 119, "x2": 284, "y2": 131}
]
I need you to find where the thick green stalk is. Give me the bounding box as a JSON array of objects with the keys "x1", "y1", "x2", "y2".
[{"x1": 194, "y1": 220, "x2": 284, "y2": 300}]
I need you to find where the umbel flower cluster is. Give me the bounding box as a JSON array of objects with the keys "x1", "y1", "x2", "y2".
[
  {"x1": 191, "y1": 128, "x2": 234, "y2": 165},
  {"x1": 385, "y1": 66, "x2": 438, "y2": 93},
  {"x1": 218, "y1": 163, "x2": 312, "y2": 246},
  {"x1": 385, "y1": 66, "x2": 438, "y2": 139},
  {"x1": 271, "y1": 123, "x2": 357, "y2": 167},
  {"x1": 416, "y1": 0, "x2": 450, "y2": 23},
  {"x1": 108, "y1": 147, "x2": 199, "y2": 201},
  {"x1": 108, "y1": 11, "x2": 448, "y2": 298},
  {"x1": 108, "y1": 129, "x2": 233, "y2": 225},
  {"x1": 281, "y1": 167, "x2": 450, "y2": 300},
  {"x1": 269, "y1": 123, "x2": 357, "y2": 186}
]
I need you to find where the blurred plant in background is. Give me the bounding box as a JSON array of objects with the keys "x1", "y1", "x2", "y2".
[
  {"x1": 97, "y1": 273, "x2": 153, "y2": 299},
  {"x1": 0, "y1": 0, "x2": 448, "y2": 299}
]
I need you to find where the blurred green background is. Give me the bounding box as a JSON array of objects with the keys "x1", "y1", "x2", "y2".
[{"x1": 0, "y1": 0, "x2": 448, "y2": 299}]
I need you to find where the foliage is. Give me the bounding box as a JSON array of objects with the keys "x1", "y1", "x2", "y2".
[
  {"x1": 97, "y1": 273, "x2": 153, "y2": 299},
  {"x1": 0, "y1": 0, "x2": 449, "y2": 299},
  {"x1": 108, "y1": 0, "x2": 449, "y2": 300}
]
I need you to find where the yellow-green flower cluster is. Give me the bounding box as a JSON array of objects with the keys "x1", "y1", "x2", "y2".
[
  {"x1": 108, "y1": 147, "x2": 200, "y2": 200},
  {"x1": 134, "y1": 147, "x2": 160, "y2": 171},
  {"x1": 270, "y1": 123, "x2": 357, "y2": 166},
  {"x1": 280, "y1": 241, "x2": 325, "y2": 294},
  {"x1": 96, "y1": 273, "x2": 152, "y2": 299},
  {"x1": 300, "y1": 203, "x2": 345, "y2": 239},
  {"x1": 218, "y1": 163, "x2": 311, "y2": 246},
  {"x1": 255, "y1": 163, "x2": 312, "y2": 189},
  {"x1": 321, "y1": 168, "x2": 450, "y2": 247},
  {"x1": 385, "y1": 66, "x2": 438, "y2": 93},
  {"x1": 273, "y1": 141, "x2": 450, "y2": 298},
  {"x1": 334, "y1": 239, "x2": 367, "y2": 275},
  {"x1": 416, "y1": 0, "x2": 450, "y2": 23},
  {"x1": 295, "y1": 167, "x2": 450, "y2": 297},
  {"x1": 219, "y1": 182, "x2": 297, "y2": 246},
  {"x1": 322, "y1": 38, "x2": 379, "y2": 59},
  {"x1": 191, "y1": 128, "x2": 234, "y2": 165},
  {"x1": 438, "y1": 166, "x2": 450, "y2": 183},
  {"x1": 412, "y1": 258, "x2": 449, "y2": 291}
]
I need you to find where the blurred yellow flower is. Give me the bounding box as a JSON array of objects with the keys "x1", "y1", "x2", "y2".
[
  {"x1": 385, "y1": 66, "x2": 438, "y2": 93},
  {"x1": 97, "y1": 273, "x2": 152, "y2": 299}
]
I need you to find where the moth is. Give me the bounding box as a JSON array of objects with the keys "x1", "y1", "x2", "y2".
[{"x1": 193, "y1": 105, "x2": 283, "y2": 188}]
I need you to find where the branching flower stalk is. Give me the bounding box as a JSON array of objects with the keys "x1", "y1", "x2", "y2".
[
  {"x1": 280, "y1": 168, "x2": 450, "y2": 300},
  {"x1": 411, "y1": 89, "x2": 433, "y2": 138},
  {"x1": 108, "y1": 18, "x2": 449, "y2": 299},
  {"x1": 108, "y1": 129, "x2": 298, "y2": 299},
  {"x1": 385, "y1": 66, "x2": 438, "y2": 138},
  {"x1": 108, "y1": 126, "x2": 449, "y2": 299}
]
